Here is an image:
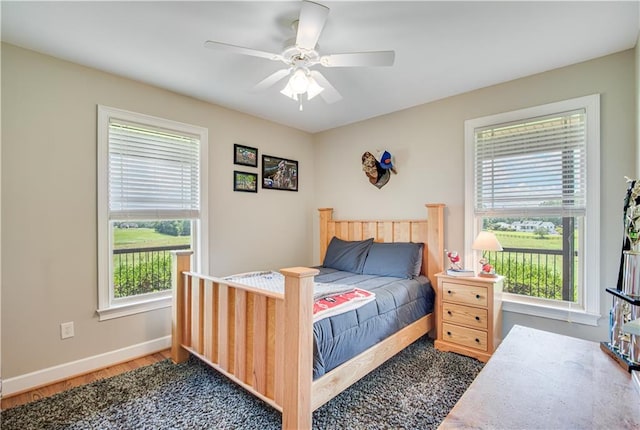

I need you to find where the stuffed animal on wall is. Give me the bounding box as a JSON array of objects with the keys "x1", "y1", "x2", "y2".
[
  {"x1": 361, "y1": 150, "x2": 396, "y2": 189},
  {"x1": 378, "y1": 150, "x2": 397, "y2": 174}
]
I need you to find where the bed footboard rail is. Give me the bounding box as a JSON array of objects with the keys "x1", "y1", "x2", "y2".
[{"x1": 171, "y1": 251, "x2": 318, "y2": 429}]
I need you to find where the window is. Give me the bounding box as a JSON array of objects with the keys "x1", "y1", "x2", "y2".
[
  {"x1": 464, "y1": 95, "x2": 600, "y2": 325},
  {"x1": 97, "y1": 106, "x2": 208, "y2": 320}
]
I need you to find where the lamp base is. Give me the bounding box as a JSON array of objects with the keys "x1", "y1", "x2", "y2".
[{"x1": 478, "y1": 271, "x2": 499, "y2": 278}]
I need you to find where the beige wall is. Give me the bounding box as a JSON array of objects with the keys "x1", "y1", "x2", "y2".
[
  {"x1": 313, "y1": 49, "x2": 636, "y2": 342},
  {"x1": 1, "y1": 44, "x2": 314, "y2": 378}
]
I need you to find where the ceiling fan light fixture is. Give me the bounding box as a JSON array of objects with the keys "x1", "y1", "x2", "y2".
[
  {"x1": 306, "y1": 76, "x2": 324, "y2": 100},
  {"x1": 280, "y1": 82, "x2": 298, "y2": 101},
  {"x1": 289, "y1": 68, "x2": 309, "y2": 94}
]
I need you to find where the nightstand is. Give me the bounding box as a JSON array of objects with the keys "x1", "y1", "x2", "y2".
[{"x1": 434, "y1": 272, "x2": 503, "y2": 362}]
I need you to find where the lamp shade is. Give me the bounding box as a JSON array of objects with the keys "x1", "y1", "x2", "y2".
[
  {"x1": 306, "y1": 76, "x2": 324, "y2": 100},
  {"x1": 280, "y1": 82, "x2": 297, "y2": 100},
  {"x1": 289, "y1": 68, "x2": 309, "y2": 94},
  {"x1": 471, "y1": 231, "x2": 503, "y2": 252}
]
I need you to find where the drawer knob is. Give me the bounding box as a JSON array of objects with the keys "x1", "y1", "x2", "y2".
[
  {"x1": 447, "y1": 310, "x2": 452, "y2": 316},
  {"x1": 475, "y1": 338, "x2": 480, "y2": 343},
  {"x1": 475, "y1": 294, "x2": 481, "y2": 299},
  {"x1": 447, "y1": 290, "x2": 452, "y2": 295},
  {"x1": 475, "y1": 316, "x2": 480, "y2": 321},
  {"x1": 447, "y1": 331, "x2": 452, "y2": 336}
]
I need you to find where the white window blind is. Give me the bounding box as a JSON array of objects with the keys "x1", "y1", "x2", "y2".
[
  {"x1": 108, "y1": 120, "x2": 200, "y2": 220},
  {"x1": 474, "y1": 109, "x2": 586, "y2": 217}
]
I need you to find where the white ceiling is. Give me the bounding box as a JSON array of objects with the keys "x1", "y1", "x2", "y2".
[{"x1": 2, "y1": 1, "x2": 639, "y2": 133}]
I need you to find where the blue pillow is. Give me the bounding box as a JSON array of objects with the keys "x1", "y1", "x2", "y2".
[
  {"x1": 323, "y1": 237, "x2": 374, "y2": 274},
  {"x1": 362, "y1": 242, "x2": 424, "y2": 278}
]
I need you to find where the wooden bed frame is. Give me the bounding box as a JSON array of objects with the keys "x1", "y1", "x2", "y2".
[{"x1": 171, "y1": 203, "x2": 444, "y2": 429}]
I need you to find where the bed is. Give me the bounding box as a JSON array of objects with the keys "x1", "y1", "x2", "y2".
[{"x1": 171, "y1": 203, "x2": 445, "y2": 429}]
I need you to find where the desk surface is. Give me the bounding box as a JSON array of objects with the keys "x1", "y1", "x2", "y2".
[{"x1": 439, "y1": 325, "x2": 640, "y2": 429}]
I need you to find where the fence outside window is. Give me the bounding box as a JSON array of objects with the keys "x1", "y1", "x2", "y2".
[
  {"x1": 485, "y1": 247, "x2": 578, "y2": 302},
  {"x1": 113, "y1": 245, "x2": 191, "y2": 298}
]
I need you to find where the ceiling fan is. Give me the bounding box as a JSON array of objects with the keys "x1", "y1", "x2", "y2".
[{"x1": 204, "y1": 0, "x2": 395, "y2": 110}]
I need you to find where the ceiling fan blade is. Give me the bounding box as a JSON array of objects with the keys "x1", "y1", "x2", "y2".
[
  {"x1": 310, "y1": 70, "x2": 342, "y2": 104},
  {"x1": 204, "y1": 40, "x2": 283, "y2": 61},
  {"x1": 252, "y1": 69, "x2": 291, "y2": 92},
  {"x1": 320, "y1": 51, "x2": 395, "y2": 67},
  {"x1": 296, "y1": 1, "x2": 329, "y2": 51}
]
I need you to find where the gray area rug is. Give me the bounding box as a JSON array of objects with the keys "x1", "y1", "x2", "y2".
[{"x1": 1, "y1": 337, "x2": 483, "y2": 429}]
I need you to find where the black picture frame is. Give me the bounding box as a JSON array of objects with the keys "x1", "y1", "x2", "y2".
[
  {"x1": 262, "y1": 155, "x2": 298, "y2": 191},
  {"x1": 233, "y1": 170, "x2": 258, "y2": 193},
  {"x1": 234, "y1": 144, "x2": 258, "y2": 167}
]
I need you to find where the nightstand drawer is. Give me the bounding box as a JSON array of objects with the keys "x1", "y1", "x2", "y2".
[
  {"x1": 442, "y1": 302, "x2": 488, "y2": 329},
  {"x1": 442, "y1": 323, "x2": 488, "y2": 352},
  {"x1": 442, "y1": 282, "x2": 488, "y2": 307}
]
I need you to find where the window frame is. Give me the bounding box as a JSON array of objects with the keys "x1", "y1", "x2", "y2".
[
  {"x1": 464, "y1": 94, "x2": 600, "y2": 326},
  {"x1": 97, "y1": 105, "x2": 208, "y2": 321}
]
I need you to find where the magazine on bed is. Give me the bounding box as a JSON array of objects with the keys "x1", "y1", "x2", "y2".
[
  {"x1": 313, "y1": 288, "x2": 375, "y2": 321},
  {"x1": 223, "y1": 271, "x2": 375, "y2": 321}
]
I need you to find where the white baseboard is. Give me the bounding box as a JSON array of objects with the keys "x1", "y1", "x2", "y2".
[{"x1": 2, "y1": 336, "x2": 171, "y2": 398}]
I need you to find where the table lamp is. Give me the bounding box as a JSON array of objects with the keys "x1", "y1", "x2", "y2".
[{"x1": 471, "y1": 231, "x2": 503, "y2": 277}]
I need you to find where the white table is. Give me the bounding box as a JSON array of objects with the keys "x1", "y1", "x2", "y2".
[{"x1": 439, "y1": 325, "x2": 640, "y2": 429}]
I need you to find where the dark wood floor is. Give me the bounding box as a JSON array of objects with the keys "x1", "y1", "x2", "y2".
[{"x1": 1, "y1": 349, "x2": 172, "y2": 410}]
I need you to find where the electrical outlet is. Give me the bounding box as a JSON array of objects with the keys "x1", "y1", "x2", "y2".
[{"x1": 60, "y1": 321, "x2": 74, "y2": 339}]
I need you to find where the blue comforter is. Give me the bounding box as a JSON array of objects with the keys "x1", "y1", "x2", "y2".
[{"x1": 312, "y1": 267, "x2": 435, "y2": 379}]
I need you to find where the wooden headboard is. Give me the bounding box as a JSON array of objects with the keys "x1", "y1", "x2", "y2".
[{"x1": 318, "y1": 203, "x2": 445, "y2": 286}]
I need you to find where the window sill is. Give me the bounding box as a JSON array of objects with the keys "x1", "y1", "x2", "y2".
[
  {"x1": 97, "y1": 295, "x2": 171, "y2": 321},
  {"x1": 502, "y1": 294, "x2": 601, "y2": 326}
]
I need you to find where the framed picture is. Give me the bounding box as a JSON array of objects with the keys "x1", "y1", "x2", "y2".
[
  {"x1": 234, "y1": 144, "x2": 258, "y2": 167},
  {"x1": 262, "y1": 155, "x2": 298, "y2": 191},
  {"x1": 233, "y1": 170, "x2": 258, "y2": 193}
]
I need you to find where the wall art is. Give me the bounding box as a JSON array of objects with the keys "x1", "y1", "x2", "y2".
[
  {"x1": 233, "y1": 170, "x2": 258, "y2": 193},
  {"x1": 362, "y1": 150, "x2": 396, "y2": 189},
  {"x1": 262, "y1": 155, "x2": 298, "y2": 191},
  {"x1": 234, "y1": 144, "x2": 258, "y2": 167}
]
